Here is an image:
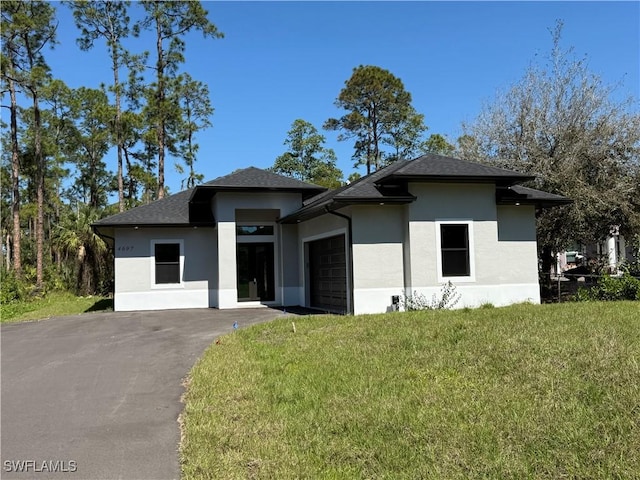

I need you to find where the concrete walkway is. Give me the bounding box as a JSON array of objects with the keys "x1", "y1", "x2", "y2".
[{"x1": 1, "y1": 308, "x2": 292, "y2": 479}]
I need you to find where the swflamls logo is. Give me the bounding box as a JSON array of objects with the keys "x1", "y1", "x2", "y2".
[{"x1": 3, "y1": 460, "x2": 78, "y2": 473}]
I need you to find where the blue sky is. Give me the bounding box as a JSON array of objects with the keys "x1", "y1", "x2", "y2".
[{"x1": 41, "y1": 1, "x2": 640, "y2": 194}]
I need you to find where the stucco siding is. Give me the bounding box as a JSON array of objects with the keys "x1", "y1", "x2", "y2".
[
  {"x1": 473, "y1": 220, "x2": 499, "y2": 284},
  {"x1": 216, "y1": 222, "x2": 237, "y2": 308},
  {"x1": 406, "y1": 183, "x2": 497, "y2": 288},
  {"x1": 351, "y1": 206, "x2": 405, "y2": 314},
  {"x1": 213, "y1": 192, "x2": 302, "y2": 221},
  {"x1": 114, "y1": 227, "x2": 217, "y2": 311},
  {"x1": 213, "y1": 191, "x2": 303, "y2": 308},
  {"x1": 404, "y1": 183, "x2": 539, "y2": 307},
  {"x1": 495, "y1": 205, "x2": 539, "y2": 285},
  {"x1": 280, "y1": 224, "x2": 300, "y2": 305},
  {"x1": 297, "y1": 212, "x2": 348, "y2": 240},
  {"x1": 408, "y1": 183, "x2": 497, "y2": 221},
  {"x1": 110, "y1": 181, "x2": 542, "y2": 313}
]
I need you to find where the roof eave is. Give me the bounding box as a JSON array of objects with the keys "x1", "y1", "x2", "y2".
[
  {"x1": 91, "y1": 222, "x2": 215, "y2": 229},
  {"x1": 191, "y1": 184, "x2": 326, "y2": 201},
  {"x1": 497, "y1": 199, "x2": 573, "y2": 209},
  {"x1": 377, "y1": 174, "x2": 535, "y2": 187},
  {"x1": 279, "y1": 195, "x2": 416, "y2": 224},
  {"x1": 334, "y1": 195, "x2": 416, "y2": 205}
]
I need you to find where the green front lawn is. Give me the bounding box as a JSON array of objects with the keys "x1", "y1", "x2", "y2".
[
  {"x1": 1, "y1": 291, "x2": 112, "y2": 323},
  {"x1": 181, "y1": 302, "x2": 640, "y2": 479}
]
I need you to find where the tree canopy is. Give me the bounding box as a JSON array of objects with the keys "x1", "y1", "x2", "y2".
[
  {"x1": 324, "y1": 65, "x2": 428, "y2": 174},
  {"x1": 460, "y1": 22, "x2": 640, "y2": 255},
  {"x1": 137, "y1": 0, "x2": 222, "y2": 198},
  {"x1": 0, "y1": 0, "x2": 222, "y2": 297},
  {"x1": 272, "y1": 119, "x2": 343, "y2": 189}
]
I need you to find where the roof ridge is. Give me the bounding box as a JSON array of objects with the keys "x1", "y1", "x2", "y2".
[
  {"x1": 202, "y1": 166, "x2": 326, "y2": 190},
  {"x1": 202, "y1": 166, "x2": 256, "y2": 185}
]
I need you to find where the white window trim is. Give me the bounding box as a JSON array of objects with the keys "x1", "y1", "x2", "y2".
[
  {"x1": 150, "y1": 239, "x2": 185, "y2": 289},
  {"x1": 435, "y1": 220, "x2": 476, "y2": 283}
]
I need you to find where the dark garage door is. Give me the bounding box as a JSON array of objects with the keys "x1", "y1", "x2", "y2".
[{"x1": 309, "y1": 234, "x2": 347, "y2": 313}]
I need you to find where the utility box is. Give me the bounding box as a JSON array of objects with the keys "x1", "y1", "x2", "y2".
[{"x1": 391, "y1": 295, "x2": 400, "y2": 311}]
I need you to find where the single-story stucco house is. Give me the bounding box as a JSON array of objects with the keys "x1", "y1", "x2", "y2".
[{"x1": 92, "y1": 153, "x2": 569, "y2": 314}]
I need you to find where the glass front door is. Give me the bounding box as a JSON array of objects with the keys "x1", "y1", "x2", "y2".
[{"x1": 236, "y1": 243, "x2": 275, "y2": 302}]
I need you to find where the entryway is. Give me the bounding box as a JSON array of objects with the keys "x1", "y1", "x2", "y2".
[{"x1": 237, "y1": 243, "x2": 275, "y2": 302}]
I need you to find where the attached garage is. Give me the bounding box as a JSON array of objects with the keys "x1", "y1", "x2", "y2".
[{"x1": 308, "y1": 235, "x2": 348, "y2": 313}]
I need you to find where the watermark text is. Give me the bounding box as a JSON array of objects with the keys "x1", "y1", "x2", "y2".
[{"x1": 3, "y1": 460, "x2": 77, "y2": 473}]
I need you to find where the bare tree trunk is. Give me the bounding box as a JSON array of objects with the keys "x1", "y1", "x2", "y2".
[
  {"x1": 155, "y1": 17, "x2": 165, "y2": 199},
  {"x1": 123, "y1": 147, "x2": 135, "y2": 201},
  {"x1": 5, "y1": 233, "x2": 11, "y2": 271},
  {"x1": 9, "y1": 74, "x2": 21, "y2": 276},
  {"x1": 113, "y1": 45, "x2": 125, "y2": 212},
  {"x1": 34, "y1": 92, "x2": 45, "y2": 290}
]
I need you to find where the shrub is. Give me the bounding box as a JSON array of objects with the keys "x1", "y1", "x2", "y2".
[
  {"x1": 0, "y1": 269, "x2": 29, "y2": 304},
  {"x1": 576, "y1": 273, "x2": 640, "y2": 301},
  {"x1": 401, "y1": 281, "x2": 461, "y2": 310}
]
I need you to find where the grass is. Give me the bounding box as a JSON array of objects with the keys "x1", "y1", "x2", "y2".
[
  {"x1": 0, "y1": 291, "x2": 112, "y2": 323},
  {"x1": 181, "y1": 302, "x2": 640, "y2": 479}
]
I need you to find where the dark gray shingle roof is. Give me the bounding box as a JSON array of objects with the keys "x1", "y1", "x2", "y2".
[
  {"x1": 94, "y1": 159, "x2": 570, "y2": 229},
  {"x1": 93, "y1": 167, "x2": 326, "y2": 228},
  {"x1": 93, "y1": 189, "x2": 193, "y2": 227},
  {"x1": 498, "y1": 185, "x2": 572, "y2": 207},
  {"x1": 280, "y1": 154, "x2": 567, "y2": 223},
  {"x1": 279, "y1": 161, "x2": 415, "y2": 223},
  {"x1": 202, "y1": 166, "x2": 326, "y2": 191},
  {"x1": 381, "y1": 153, "x2": 534, "y2": 183}
]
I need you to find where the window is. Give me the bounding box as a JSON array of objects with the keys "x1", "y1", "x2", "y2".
[
  {"x1": 436, "y1": 221, "x2": 474, "y2": 281},
  {"x1": 154, "y1": 242, "x2": 181, "y2": 284},
  {"x1": 236, "y1": 225, "x2": 274, "y2": 236}
]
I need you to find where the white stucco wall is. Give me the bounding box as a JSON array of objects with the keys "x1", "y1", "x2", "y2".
[
  {"x1": 214, "y1": 191, "x2": 303, "y2": 309},
  {"x1": 114, "y1": 191, "x2": 306, "y2": 312},
  {"x1": 114, "y1": 227, "x2": 217, "y2": 311},
  {"x1": 113, "y1": 184, "x2": 542, "y2": 313},
  {"x1": 351, "y1": 205, "x2": 405, "y2": 314},
  {"x1": 280, "y1": 223, "x2": 301, "y2": 306},
  {"x1": 404, "y1": 183, "x2": 540, "y2": 307},
  {"x1": 293, "y1": 186, "x2": 541, "y2": 314}
]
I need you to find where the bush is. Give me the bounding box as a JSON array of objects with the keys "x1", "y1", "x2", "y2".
[
  {"x1": 576, "y1": 273, "x2": 640, "y2": 301},
  {"x1": 0, "y1": 269, "x2": 29, "y2": 304},
  {"x1": 401, "y1": 281, "x2": 461, "y2": 310}
]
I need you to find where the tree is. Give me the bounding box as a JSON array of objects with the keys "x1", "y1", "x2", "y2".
[
  {"x1": 324, "y1": 65, "x2": 427, "y2": 174},
  {"x1": 64, "y1": 86, "x2": 115, "y2": 208},
  {"x1": 172, "y1": 73, "x2": 212, "y2": 189},
  {"x1": 383, "y1": 101, "x2": 428, "y2": 164},
  {"x1": 137, "y1": 0, "x2": 222, "y2": 199},
  {"x1": 272, "y1": 119, "x2": 343, "y2": 188},
  {"x1": 424, "y1": 133, "x2": 455, "y2": 156},
  {"x1": 51, "y1": 205, "x2": 109, "y2": 295},
  {"x1": 461, "y1": 22, "x2": 640, "y2": 271},
  {"x1": 0, "y1": 1, "x2": 25, "y2": 276},
  {"x1": 69, "y1": 0, "x2": 134, "y2": 212},
  {"x1": 6, "y1": 0, "x2": 57, "y2": 290}
]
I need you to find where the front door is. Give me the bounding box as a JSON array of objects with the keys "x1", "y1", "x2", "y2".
[{"x1": 237, "y1": 243, "x2": 275, "y2": 302}]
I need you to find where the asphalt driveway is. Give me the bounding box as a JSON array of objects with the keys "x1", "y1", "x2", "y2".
[{"x1": 1, "y1": 307, "x2": 291, "y2": 479}]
